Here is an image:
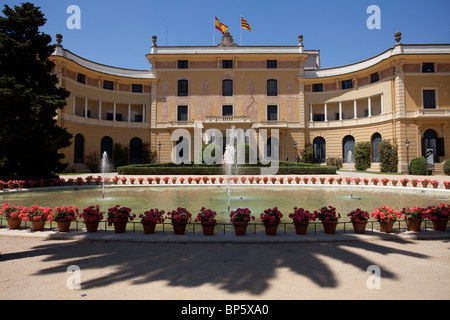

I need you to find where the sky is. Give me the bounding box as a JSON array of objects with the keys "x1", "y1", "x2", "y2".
[{"x1": 2, "y1": 0, "x2": 450, "y2": 70}]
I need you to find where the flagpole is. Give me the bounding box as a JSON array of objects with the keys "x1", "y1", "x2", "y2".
[{"x1": 240, "y1": 14, "x2": 242, "y2": 46}]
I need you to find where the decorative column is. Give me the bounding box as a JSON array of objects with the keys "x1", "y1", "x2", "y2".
[
  {"x1": 72, "y1": 94, "x2": 76, "y2": 115},
  {"x1": 324, "y1": 103, "x2": 328, "y2": 121},
  {"x1": 380, "y1": 93, "x2": 384, "y2": 114},
  {"x1": 128, "y1": 103, "x2": 131, "y2": 123},
  {"x1": 309, "y1": 103, "x2": 313, "y2": 122},
  {"x1": 99, "y1": 100, "x2": 102, "y2": 120},
  {"x1": 353, "y1": 100, "x2": 357, "y2": 119},
  {"x1": 84, "y1": 97, "x2": 88, "y2": 118},
  {"x1": 368, "y1": 96, "x2": 372, "y2": 117},
  {"x1": 339, "y1": 101, "x2": 343, "y2": 120},
  {"x1": 142, "y1": 104, "x2": 146, "y2": 122},
  {"x1": 113, "y1": 101, "x2": 117, "y2": 122}
]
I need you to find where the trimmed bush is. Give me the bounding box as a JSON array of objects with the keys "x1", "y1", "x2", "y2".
[
  {"x1": 300, "y1": 144, "x2": 314, "y2": 164},
  {"x1": 354, "y1": 141, "x2": 371, "y2": 171},
  {"x1": 410, "y1": 157, "x2": 427, "y2": 175},
  {"x1": 117, "y1": 161, "x2": 337, "y2": 176},
  {"x1": 444, "y1": 159, "x2": 450, "y2": 175}
]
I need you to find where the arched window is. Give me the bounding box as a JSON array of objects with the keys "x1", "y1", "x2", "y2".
[
  {"x1": 372, "y1": 133, "x2": 382, "y2": 162},
  {"x1": 74, "y1": 134, "x2": 84, "y2": 163},
  {"x1": 101, "y1": 136, "x2": 113, "y2": 161},
  {"x1": 313, "y1": 137, "x2": 326, "y2": 163},
  {"x1": 130, "y1": 138, "x2": 143, "y2": 164},
  {"x1": 343, "y1": 135, "x2": 355, "y2": 163}
]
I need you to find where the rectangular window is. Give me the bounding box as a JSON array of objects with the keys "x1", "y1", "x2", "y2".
[
  {"x1": 222, "y1": 105, "x2": 233, "y2": 116},
  {"x1": 77, "y1": 73, "x2": 86, "y2": 84},
  {"x1": 423, "y1": 90, "x2": 436, "y2": 109},
  {"x1": 370, "y1": 72, "x2": 380, "y2": 83},
  {"x1": 178, "y1": 80, "x2": 188, "y2": 96},
  {"x1": 267, "y1": 79, "x2": 278, "y2": 96},
  {"x1": 422, "y1": 63, "x2": 435, "y2": 73},
  {"x1": 222, "y1": 79, "x2": 233, "y2": 96},
  {"x1": 341, "y1": 79, "x2": 353, "y2": 90},
  {"x1": 177, "y1": 106, "x2": 188, "y2": 121},
  {"x1": 103, "y1": 80, "x2": 114, "y2": 90},
  {"x1": 312, "y1": 83, "x2": 323, "y2": 92},
  {"x1": 178, "y1": 60, "x2": 189, "y2": 69},
  {"x1": 267, "y1": 60, "x2": 277, "y2": 68},
  {"x1": 267, "y1": 105, "x2": 278, "y2": 121},
  {"x1": 132, "y1": 84, "x2": 143, "y2": 93},
  {"x1": 222, "y1": 60, "x2": 233, "y2": 68}
]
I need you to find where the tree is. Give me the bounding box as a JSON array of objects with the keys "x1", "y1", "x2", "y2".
[
  {"x1": 378, "y1": 140, "x2": 398, "y2": 173},
  {"x1": 0, "y1": 3, "x2": 72, "y2": 180}
]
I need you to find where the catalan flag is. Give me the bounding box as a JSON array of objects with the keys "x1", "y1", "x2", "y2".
[
  {"x1": 241, "y1": 17, "x2": 251, "y2": 31},
  {"x1": 215, "y1": 17, "x2": 228, "y2": 35}
]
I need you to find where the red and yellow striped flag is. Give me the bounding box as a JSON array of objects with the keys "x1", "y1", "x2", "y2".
[
  {"x1": 241, "y1": 17, "x2": 251, "y2": 31},
  {"x1": 215, "y1": 17, "x2": 228, "y2": 35}
]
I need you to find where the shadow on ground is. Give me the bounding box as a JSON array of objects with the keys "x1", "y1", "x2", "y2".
[{"x1": 1, "y1": 237, "x2": 434, "y2": 295}]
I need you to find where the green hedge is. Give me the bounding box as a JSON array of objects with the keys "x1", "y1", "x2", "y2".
[
  {"x1": 117, "y1": 162, "x2": 337, "y2": 176},
  {"x1": 444, "y1": 159, "x2": 450, "y2": 175},
  {"x1": 410, "y1": 157, "x2": 427, "y2": 175}
]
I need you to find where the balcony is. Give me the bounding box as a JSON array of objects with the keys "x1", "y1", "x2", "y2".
[{"x1": 205, "y1": 116, "x2": 251, "y2": 123}]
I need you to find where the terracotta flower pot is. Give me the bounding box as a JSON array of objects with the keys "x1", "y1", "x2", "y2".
[
  {"x1": 263, "y1": 222, "x2": 279, "y2": 236},
  {"x1": 352, "y1": 220, "x2": 368, "y2": 234},
  {"x1": 406, "y1": 218, "x2": 422, "y2": 232},
  {"x1": 322, "y1": 220, "x2": 338, "y2": 234},
  {"x1": 56, "y1": 219, "x2": 72, "y2": 232},
  {"x1": 378, "y1": 220, "x2": 394, "y2": 233},
  {"x1": 85, "y1": 220, "x2": 100, "y2": 233},
  {"x1": 113, "y1": 219, "x2": 128, "y2": 233},
  {"x1": 172, "y1": 222, "x2": 187, "y2": 235},
  {"x1": 6, "y1": 218, "x2": 22, "y2": 230},
  {"x1": 294, "y1": 221, "x2": 309, "y2": 235},
  {"x1": 201, "y1": 221, "x2": 216, "y2": 236},
  {"x1": 233, "y1": 221, "x2": 249, "y2": 236},
  {"x1": 142, "y1": 222, "x2": 156, "y2": 234},
  {"x1": 31, "y1": 219, "x2": 46, "y2": 231},
  {"x1": 431, "y1": 217, "x2": 448, "y2": 232}
]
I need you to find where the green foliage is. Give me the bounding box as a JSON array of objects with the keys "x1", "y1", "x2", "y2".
[
  {"x1": 141, "y1": 143, "x2": 156, "y2": 164},
  {"x1": 300, "y1": 143, "x2": 314, "y2": 164},
  {"x1": 326, "y1": 157, "x2": 343, "y2": 169},
  {"x1": 444, "y1": 159, "x2": 450, "y2": 175},
  {"x1": 113, "y1": 143, "x2": 130, "y2": 168},
  {"x1": 117, "y1": 162, "x2": 337, "y2": 176},
  {"x1": 410, "y1": 157, "x2": 427, "y2": 175},
  {"x1": 378, "y1": 140, "x2": 398, "y2": 173},
  {"x1": 0, "y1": 3, "x2": 72, "y2": 179},
  {"x1": 85, "y1": 152, "x2": 100, "y2": 173},
  {"x1": 354, "y1": 141, "x2": 371, "y2": 171}
]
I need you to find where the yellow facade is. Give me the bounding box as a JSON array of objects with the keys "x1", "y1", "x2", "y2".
[{"x1": 51, "y1": 32, "x2": 450, "y2": 173}]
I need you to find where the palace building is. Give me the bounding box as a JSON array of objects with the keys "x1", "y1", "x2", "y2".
[{"x1": 50, "y1": 32, "x2": 450, "y2": 173}]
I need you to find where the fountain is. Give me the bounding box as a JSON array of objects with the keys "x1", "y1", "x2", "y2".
[
  {"x1": 101, "y1": 151, "x2": 109, "y2": 199},
  {"x1": 347, "y1": 151, "x2": 361, "y2": 200},
  {"x1": 223, "y1": 126, "x2": 239, "y2": 213}
]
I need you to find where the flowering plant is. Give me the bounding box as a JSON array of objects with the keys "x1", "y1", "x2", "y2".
[
  {"x1": 107, "y1": 205, "x2": 135, "y2": 225},
  {"x1": 139, "y1": 208, "x2": 165, "y2": 224},
  {"x1": 230, "y1": 208, "x2": 254, "y2": 223},
  {"x1": 0, "y1": 203, "x2": 24, "y2": 219},
  {"x1": 371, "y1": 177, "x2": 379, "y2": 184},
  {"x1": 400, "y1": 178, "x2": 409, "y2": 186},
  {"x1": 289, "y1": 207, "x2": 315, "y2": 223},
  {"x1": 196, "y1": 207, "x2": 217, "y2": 223},
  {"x1": 260, "y1": 207, "x2": 283, "y2": 224},
  {"x1": 19, "y1": 205, "x2": 53, "y2": 221},
  {"x1": 353, "y1": 177, "x2": 361, "y2": 184},
  {"x1": 347, "y1": 208, "x2": 370, "y2": 222},
  {"x1": 79, "y1": 205, "x2": 104, "y2": 223},
  {"x1": 328, "y1": 177, "x2": 335, "y2": 184},
  {"x1": 163, "y1": 177, "x2": 170, "y2": 184},
  {"x1": 371, "y1": 205, "x2": 400, "y2": 222},
  {"x1": 430, "y1": 180, "x2": 439, "y2": 187},
  {"x1": 426, "y1": 204, "x2": 450, "y2": 220},
  {"x1": 314, "y1": 206, "x2": 341, "y2": 221},
  {"x1": 166, "y1": 207, "x2": 192, "y2": 224},
  {"x1": 401, "y1": 206, "x2": 427, "y2": 220},
  {"x1": 48, "y1": 205, "x2": 79, "y2": 222}
]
